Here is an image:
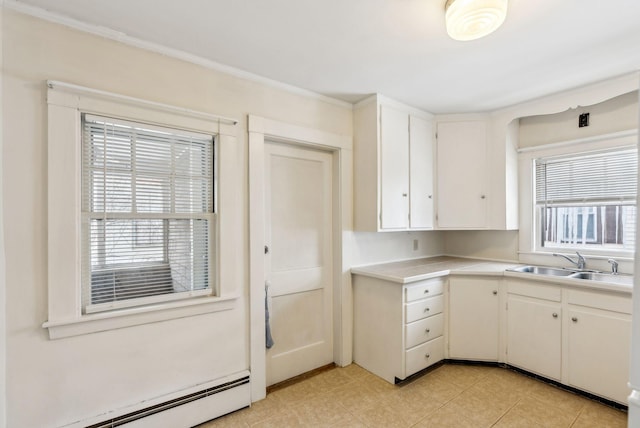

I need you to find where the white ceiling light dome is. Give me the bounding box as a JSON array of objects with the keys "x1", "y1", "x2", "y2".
[{"x1": 445, "y1": 0, "x2": 508, "y2": 41}]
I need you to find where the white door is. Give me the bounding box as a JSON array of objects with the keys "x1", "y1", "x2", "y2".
[
  {"x1": 380, "y1": 105, "x2": 409, "y2": 229},
  {"x1": 507, "y1": 295, "x2": 562, "y2": 381},
  {"x1": 264, "y1": 141, "x2": 334, "y2": 386},
  {"x1": 567, "y1": 308, "x2": 631, "y2": 403},
  {"x1": 448, "y1": 277, "x2": 499, "y2": 360},
  {"x1": 409, "y1": 115, "x2": 434, "y2": 229},
  {"x1": 436, "y1": 121, "x2": 488, "y2": 228}
]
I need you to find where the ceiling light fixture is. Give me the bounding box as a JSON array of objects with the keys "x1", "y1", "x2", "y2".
[{"x1": 445, "y1": 0, "x2": 508, "y2": 41}]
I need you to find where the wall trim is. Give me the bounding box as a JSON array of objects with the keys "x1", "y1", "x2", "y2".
[
  {"x1": 517, "y1": 129, "x2": 637, "y2": 154},
  {"x1": 247, "y1": 115, "x2": 353, "y2": 402}
]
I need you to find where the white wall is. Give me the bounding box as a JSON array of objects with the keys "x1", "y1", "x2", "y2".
[
  {"x1": 444, "y1": 230, "x2": 518, "y2": 262},
  {"x1": 0, "y1": 4, "x2": 6, "y2": 428},
  {"x1": 519, "y1": 91, "x2": 638, "y2": 147},
  {"x1": 349, "y1": 231, "x2": 445, "y2": 267},
  {"x1": 0, "y1": 9, "x2": 357, "y2": 428}
]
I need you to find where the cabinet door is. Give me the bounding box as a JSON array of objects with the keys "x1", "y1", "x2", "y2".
[
  {"x1": 507, "y1": 295, "x2": 561, "y2": 380},
  {"x1": 436, "y1": 121, "x2": 487, "y2": 229},
  {"x1": 448, "y1": 277, "x2": 500, "y2": 361},
  {"x1": 409, "y1": 115, "x2": 434, "y2": 229},
  {"x1": 567, "y1": 308, "x2": 631, "y2": 404},
  {"x1": 380, "y1": 105, "x2": 409, "y2": 229}
]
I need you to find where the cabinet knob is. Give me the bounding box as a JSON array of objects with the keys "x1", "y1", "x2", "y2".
[
  {"x1": 424, "y1": 307, "x2": 430, "y2": 313},
  {"x1": 481, "y1": 195, "x2": 486, "y2": 199},
  {"x1": 552, "y1": 313, "x2": 558, "y2": 318},
  {"x1": 428, "y1": 195, "x2": 432, "y2": 199},
  {"x1": 425, "y1": 353, "x2": 430, "y2": 359},
  {"x1": 402, "y1": 193, "x2": 408, "y2": 197},
  {"x1": 425, "y1": 328, "x2": 430, "y2": 334},
  {"x1": 423, "y1": 289, "x2": 429, "y2": 294},
  {"x1": 571, "y1": 317, "x2": 578, "y2": 322},
  {"x1": 492, "y1": 290, "x2": 497, "y2": 295}
]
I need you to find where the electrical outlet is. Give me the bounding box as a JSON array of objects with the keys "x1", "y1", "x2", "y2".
[
  {"x1": 579, "y1": 112, "x2": 590, "y2": 127},
  {"x1": 413, "y1": 239, "x2": 419, "y2": 251}
]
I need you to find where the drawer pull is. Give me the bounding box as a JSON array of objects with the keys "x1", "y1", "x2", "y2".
[
  {"x1": 425, "y1": 353, "x2": 430, "y2": 359},
  {"x1": 423, "y1": 307, "x2": 430, "y2": 313},
  {"x1": 552, "y1": 313, "x2": 558, "y2": 318},
  {"x1": 492, "y1": 290, "x2": 497, "y2": 295},
  {"x1": 425, "y1": 328, "x2": 430, "y2": 334},
  {"x1": 571, "y1": 317, "x2": 578, "y2": 322},
  {"x1": 423, "y1": 289, "x2": 429, "y2": 294}
]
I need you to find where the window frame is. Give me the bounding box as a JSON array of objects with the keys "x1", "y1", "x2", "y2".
[
  {"x1": 81, "y1": 114, "x2": 216, "y2": 314},
  {"x1": 533, "y1": 147, "x2": 637, "y2": 254},
  {"x1": 518, "y1": 129, "x2": 638, "y2": 262},
  {"x1": 44, "y1": 81, "x2": 239, "y2": 339}
]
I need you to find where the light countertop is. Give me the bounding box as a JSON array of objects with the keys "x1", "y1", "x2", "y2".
[
  {"x1": 350, "y1": 256, "x2": 519, "y2": 284},
  {"x1": 351, "y1": 256, "x2": 633, "y2": 294}
]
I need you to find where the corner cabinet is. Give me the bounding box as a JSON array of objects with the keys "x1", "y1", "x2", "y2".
[
  {"x1": 353, "y1": 275, "x2": 444, "y2": 383},
  {"x1": 435, "y1": 120, "x2": 489, "y2": 229},
  {"x1": 434, "y1": 116, "x2": 519, "y2": 230},
  {"x1": 354, "y1": 95, "x2": 434, "y2": 231},
  {"x1": 448, "y1": 276, "x2": 500, "y2": 361}
]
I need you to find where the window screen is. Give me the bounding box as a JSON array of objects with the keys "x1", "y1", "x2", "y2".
[
  {"x1": 81, "y1": 114, "x2": 215, "y2": 312},
  {"x1": 535, "y1": 148, "x2": 637, "y2": 251}
]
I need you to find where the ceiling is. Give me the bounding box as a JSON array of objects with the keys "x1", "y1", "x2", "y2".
[{"x1": 9, "y1": 0, "x2": 640, "y2": 113}]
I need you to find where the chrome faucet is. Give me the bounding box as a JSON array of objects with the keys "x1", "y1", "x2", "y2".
[
  {"x1": 553, "y1": 251, "x2": 586, "y2": 270},
  {"x1": 608, "y1": 259, "x2": 619, "y2": 274}
]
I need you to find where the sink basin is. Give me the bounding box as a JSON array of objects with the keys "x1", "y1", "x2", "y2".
[
  {"x1": 509, "y1": 266, "x2": 576, "y2": 276},
  {"x1": 569, "y1": 272, "x2": 634, "y2": 286}
]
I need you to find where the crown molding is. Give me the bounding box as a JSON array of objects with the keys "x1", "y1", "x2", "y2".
[{"x1": 3, "y1": 0, "x2": 354, "y2": 110}]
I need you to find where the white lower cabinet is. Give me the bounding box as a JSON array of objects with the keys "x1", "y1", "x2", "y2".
[
  {"x1": 448, "y1": 277, "x2": 500, "y2": 360},
  {"x1": 506, "y1": 278, "x2": 632, "y2": 404},
  {"x1": 507, "y1": 294, "x2": 562, "y2": 381},
  {"x1": 353, "y1": 275, "x2": 445, "y2": 383},
  {"x1": 566, "y1": 289, "x2": 632, "y2": 404},
  {"x1": 353, "y1": 271, "x2": 631, "y2": 403}
]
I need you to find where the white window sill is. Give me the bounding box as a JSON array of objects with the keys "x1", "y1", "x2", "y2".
[{"x1": 43, "y1": 294, "x2": 240, "y2": 339}]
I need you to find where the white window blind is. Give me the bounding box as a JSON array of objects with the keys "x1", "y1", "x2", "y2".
[
  {"x1": 81, "y1": 114, "x2": 215, "y2": 313},
  {"x1": 535, "y1": 148, "x2": 637, "y2": 251},
  {"x1": 536, "y1": 149, "x2": 637, "y2": 205}
]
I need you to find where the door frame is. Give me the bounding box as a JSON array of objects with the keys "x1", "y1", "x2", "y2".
[{"x1": 248, "y1": 115, "x2": 352, "y2": 402}]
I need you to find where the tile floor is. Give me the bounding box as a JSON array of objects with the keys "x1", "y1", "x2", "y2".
[{"x1": 198, "y1": 363, "x2": 628, "y2": 427}]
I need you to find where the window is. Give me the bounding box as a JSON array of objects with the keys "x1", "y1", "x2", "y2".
[
  {"x1": 82, "y1": 114, "x2": 215, "y2": 313},
  {"x1": 535, "y1": 148, "x2": 637, "y2": 253},
  {"x1": 45, "y1": 82, "x2": 239, "y2": 339}
]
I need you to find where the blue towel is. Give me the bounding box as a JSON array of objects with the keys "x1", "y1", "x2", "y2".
[{"x1": 265, "y1": 285, "x2": 274, "y2": 349}]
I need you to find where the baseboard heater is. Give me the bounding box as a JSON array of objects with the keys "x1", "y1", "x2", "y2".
[{"x1": 67, "y1": 371, "x2": 251, "y2": 428}]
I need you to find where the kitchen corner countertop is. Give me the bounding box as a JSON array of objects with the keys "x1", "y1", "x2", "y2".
[
  {"x1": 350, "y1": 256, "x2": 519, "y2": 284},
  {"x1": 351, "y1": 256, "x2": 633, "y2": 294}
]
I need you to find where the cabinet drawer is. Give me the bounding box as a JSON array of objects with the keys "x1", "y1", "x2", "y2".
[
  {"x1": 405, "y1": 336, "x2": 444, "y2": 378},
  {"x1": 405, "y1": 278, "x2": 444, "y2": 302},
  {"x1": 567, "y1": 289, "x2": 632, "y2": 314},
  {"x1": 405, "y1": 295, "x2": 444, "y2": 323},
  {"x1": 507, "y1": 280, "x2": 561, "y2": 302},
  {"x1": 405, "y1": 313, "x2": 444, "y2": 349}
]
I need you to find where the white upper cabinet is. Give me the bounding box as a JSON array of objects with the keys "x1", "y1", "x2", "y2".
[
  {"x1": 354, "y1": 95, "x2": 434, "y2": 232},
  {"x1": 379, "y1": 105, "x2": 410, "y2": 229},
  {"x1": 436, "y1": 120, "x2": 489, "y2": 229},
  {"x1": 409, "y1": 116, "x2": 434, "y2": 229}
]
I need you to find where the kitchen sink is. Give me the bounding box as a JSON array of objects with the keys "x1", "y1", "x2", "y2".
[
  {"x1": 508, "y1": 265, "x2": 634, "y2": 286},
  {"x1": 508, "y1": 265, "x2": 575, "y2": 276},
  {"x1": 569, "y1": 271, "x2": 634, "y2": 286}
]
